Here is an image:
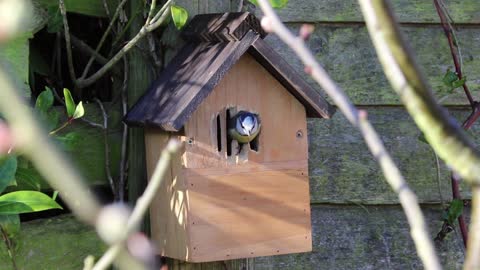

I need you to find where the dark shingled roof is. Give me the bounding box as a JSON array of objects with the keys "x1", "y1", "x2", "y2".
[{"x1": 125, "y1": 12, "x2": 334, "y2": 132}]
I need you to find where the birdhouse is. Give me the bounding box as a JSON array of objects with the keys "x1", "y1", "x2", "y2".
[{"x1": 125, "y1": 12, "x2": 334, "y2": 262}]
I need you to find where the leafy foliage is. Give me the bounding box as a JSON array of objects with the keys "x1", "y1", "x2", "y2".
[
  {"x1": 170, "y1": 5, "x2": 188, "y2": 30},
  {"x1": 442, "y1": 199, "x2": 464, "y2": 225},
  {"x1": 442, "y1": 69, "x2": 466, "y2": 91},
  {"x1": 0, "y1": 191, "x2": 62, "y2": 215},
  {"x1": 63, "y1": 88, "x2": 76, "y2": 118},
  {"x1": 249, "y1": 0, "x2": 289, "y2": 9}
]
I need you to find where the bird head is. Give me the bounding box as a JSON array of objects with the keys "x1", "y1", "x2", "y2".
[{"x1": 235, "y1": 111, "x2": 259, "y2": 137}]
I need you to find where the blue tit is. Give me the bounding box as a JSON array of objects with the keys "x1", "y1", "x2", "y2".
[{"x1": 228, "y1": 111, "x2": 261, "y2": 144}]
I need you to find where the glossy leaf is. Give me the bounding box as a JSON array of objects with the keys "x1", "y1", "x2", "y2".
[
  {"x1": 249, "y1": 0, "x2": 288, "y2": 9},
  {"x1": 0, "y1": 191, "x2": 62, "y2": 215},
  {"x1": 72, "y1": 101, "x2": 85, "y2": 119},
  {"x1": 35, "y1": 87, "x2": 54, "y2": 112},
  {"x1": 0, "y1": 214, "x2": 20, "y2": 239},
  {"x1": 63, "y1": 88, "x2": 76, "y2": 118},
  {"x1": 171, "y1": 5, "x2": 188, "y2": 30},
  {"x1": 0, "y1": 156, "x2": 17, "y2": 194}
]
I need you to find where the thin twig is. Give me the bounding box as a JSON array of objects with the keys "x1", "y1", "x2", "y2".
[
  {"x1": 358, "y1": 0, "x2": 480, "y2": 185},
  {"x1": 91, "y1": 140, "x2": 180, "y2": 270},
  {"x1": 66, "y1": 33, "x2": 109, "y2": 65},
  {"x1": 80, "y1": 0, "x2": 129, "y2": 79},
  {"x1": 71, "y1": 0, "x2": 173, "y2": 89},
  {"x1": 102, "y1": 0, "x2": 111, "y2": 19},
  {"x1": 451, "y1": 174, "x2": 469, "y2": 246},
  {"x1": 58, "y1": 0, "x2": 77, "y2": 85},
  {"x1": 465, "y1": 186, "x2": 480, "y2": 269},
  {"x1": 256, "y1": 1, "x2": 441, "y2": 269},
  {"x1": 95, "y1": 98, "x2": 116, "y2": 200},
  {"x1": 433, "y1": 0, "x2": 479, "y2": 248},
  {"x1": 433, "y1": 0, "x2": 474, "y2": 109},
  {"x1": 119, "y1": 57, "x2": 129, "y2": 201}
]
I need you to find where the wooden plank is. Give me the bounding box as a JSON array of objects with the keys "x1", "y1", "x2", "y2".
[
  {"x1": 145, "y1": 129, "x2": 190, "y2": 261},
  {"x1": 187, "y1": 167, "x2": 311, "y2": 262},
  {"x1": 265, "y1": 24, "x2": 480, "y2": 105},
  {"x1": 308, "y1": 107, "x2": 474, "y2": 204},
  {"x1": 0, "y1": 215, "x2": 105, "y2": 270},
  {"x1": 252, "y1": 205, "x2": 466, "y2": 270},
  {"x1": 254, "y1": 0, "x2": 480, "y2": 24}
]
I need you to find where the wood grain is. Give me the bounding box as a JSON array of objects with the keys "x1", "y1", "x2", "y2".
[
  {"x1": 265, "y1": 24, "x2": 480, "y2": 105},
  {"x1": 145, "y1": 129, "x2": 190, "y2": 261},
  {"x1": 184, "y1": 53, "x2": 310, "y2": 168}
]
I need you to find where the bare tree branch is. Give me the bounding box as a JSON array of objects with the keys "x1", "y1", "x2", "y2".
[
  {"x1": 59, "y1": 0, "x2": 173, "y2": 89},
  {"x1": 357, "y1": 0, "x2": 480, "y2": 268},
  {"x1": 91, "y1": 140, "x2": 180, "y2": 270},
  {"x1": 256, "y1": 1, "x2": 441, "y2": 269}
]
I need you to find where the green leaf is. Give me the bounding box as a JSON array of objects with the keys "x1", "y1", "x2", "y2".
[
  {"x1": 452, "y1": 76, "x2": 467, "y2": 89},
  {"x1": 0, "y1": 214, "x2": 20, "y2": 239},
  {"x1": 14, "y1": 168, "x2": 42, "y2": 191},
  {"x1": 442, "y1": 69, "x2": 459, "y2": 87},
  {"x1": 170, "y1": 5, "x2": 188, "y2": 30},
  {"x1": 72, "y1": 101, "x2": 85, "y2": 119},
  {"x1": 445, "y1": 199, "x2": 464, "y2": 225},
  {"x1": 63, "y1": 88, "x2": 76, "y2": 118},
  {"x1": 0, "y1": 156, "x2": 17, "y2": 194},
  {"x1": 0, "y1": 191, "x2": 62, "y2": 215},
  {"x1": 35, "y1": 87, "x2": 54, "y2": 112},
  {"x1": 442, "y1": 69, "x2": 466, "y2": 90},
  {"x1": 249, "y1": 0, "x2": 289, "y2": 8},
  {"x1": 46, "y1": 5, "x2": 63, "y2": 33}
]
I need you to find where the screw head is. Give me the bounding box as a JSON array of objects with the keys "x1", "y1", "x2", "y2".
[
  {"x1": 187, "y1": 137, "x2": 194, "y2": 145},
  {"x1": 296, "y1": 130, "x2": 303, "y2": 138}
]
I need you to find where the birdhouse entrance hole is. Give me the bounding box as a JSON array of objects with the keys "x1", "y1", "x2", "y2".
[{"x1": 215, "y1": 107, "x2": 260, "y2": 162}]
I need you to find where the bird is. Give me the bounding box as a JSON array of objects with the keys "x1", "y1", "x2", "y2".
[{"x1": 228, "y1": 111, "x2": 261, "y2": 145}]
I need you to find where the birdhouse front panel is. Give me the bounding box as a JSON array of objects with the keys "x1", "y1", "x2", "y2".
[
  {"x1": 125, "y1": 12, "x2": 334, "y2": 264},
  {"x1": 181, "y1": 53, "x2": 312, "y2": 261}
]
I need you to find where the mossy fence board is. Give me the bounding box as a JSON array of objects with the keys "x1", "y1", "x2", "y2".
[
  {"x1": 265, "y1": 24, "x2": 480, "y2": 106},
  {"x1": 256, "y1": 0, "x2": 480, "y2": 23}
]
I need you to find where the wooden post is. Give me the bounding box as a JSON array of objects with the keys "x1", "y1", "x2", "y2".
[{"x1": 127, "y1": 0, "x2": 152, "y2": 232}]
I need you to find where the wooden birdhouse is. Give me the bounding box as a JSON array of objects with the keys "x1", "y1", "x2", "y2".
[{"x1": 125, "y1": 12, "x2": 334, "y2": 263}]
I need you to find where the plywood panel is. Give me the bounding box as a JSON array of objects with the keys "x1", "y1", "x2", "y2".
[
  {"x1": 145, "y1": 129, "x2": 190, "y2": 261},
  {"x1": 183, "y1": 53, "x2": 309, "y2": 168},
  {"x1": 186, "y1": 165, "x2": 311, "y2": 262}
]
